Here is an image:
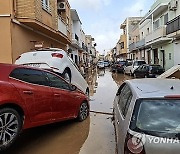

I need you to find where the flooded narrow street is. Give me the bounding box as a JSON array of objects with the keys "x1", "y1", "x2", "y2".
[{"x1": 6, "y1": 68, "x2": 131, "y2": 154}]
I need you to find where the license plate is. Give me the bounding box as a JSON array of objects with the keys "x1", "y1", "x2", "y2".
[{"x1": 24, "y1": 63, "x2": 41, "y2": 68}]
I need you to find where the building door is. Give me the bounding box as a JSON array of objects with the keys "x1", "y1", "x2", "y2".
[
  {"x1": 161, "y1": 50, "x2": 165, "y2": 68},
  {"x1": 153, "y1": 49, "x2": 159, "y2": 64},
  {"x1": 75, "y1": 55, "x2": 78, "y2": 65}
]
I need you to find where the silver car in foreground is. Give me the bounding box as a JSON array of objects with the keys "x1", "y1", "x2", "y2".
[{"x1": 113, "y1": 79, "x2": 180, "y2": 154}]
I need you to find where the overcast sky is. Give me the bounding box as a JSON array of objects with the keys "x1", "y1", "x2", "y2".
[{"x1": 69, "y1": 0, "x2": 154, "y2": 54}]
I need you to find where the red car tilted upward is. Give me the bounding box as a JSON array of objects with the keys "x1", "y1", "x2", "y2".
[{"x1": 0, "y1": 63, "x2": 89, "y2": 151}]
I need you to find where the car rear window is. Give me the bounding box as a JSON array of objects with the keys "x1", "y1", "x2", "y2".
[
  {"x1": 131, "y1": 99, "x2": 180, "y2": 137},
  {"x1": 134, "y1": 61, "x2": 146, "y2": 66},
  {"x1": 118, "y1": 61, "x2": 126, "y2": 65},
  {"x1": 150, "y1": 65, "x2": 163, "y2": 70}
]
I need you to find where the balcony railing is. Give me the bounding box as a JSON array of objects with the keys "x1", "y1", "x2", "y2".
[
  {"x1": 72, "y1": 33, "x2": 80, "y2": 48},
  {"x1": 58, "y1": 17, "x2": 67, "y2": 36},
  {"x1": 145, "y1": 25, "x2": 166, "y2": 44},
  {"x1": 166, "y1": 15, "x2": 180, "y2": 35},
  {"x1": 129, "y1": 39, "x2": 145, "y2": 51},
  {"x1": 129, "y1": 43, "x2": 136, "y2": 51},
  {"x1": 136, "y1": 39, "x2": 145, "y2": 48}
]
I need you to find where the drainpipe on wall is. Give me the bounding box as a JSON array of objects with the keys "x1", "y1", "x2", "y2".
[
  {"x1": 126, "y1": 18, "x2": 129, "y2": 59},
  {"x1": 151, "y1": 14, "x2": 154, "y2": 64}
]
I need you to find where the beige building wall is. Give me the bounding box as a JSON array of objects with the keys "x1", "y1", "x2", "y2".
[
  {"x1": 11, "y1": 23, "x2": 67, "y2": 63},
  {"x1": 0, "y1": 0, "x2": 13, "y2": 63},
  {"x1": 120, "y1": 34, "x2": 127, "y2": 54},
  {"x1": 0, "y1": 18, "x2": 12, "y2": 63},
  {"x1": 0, "y1": 0, "x2": 71, "y2": 64}
]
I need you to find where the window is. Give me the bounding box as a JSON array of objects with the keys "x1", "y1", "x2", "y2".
[
  {"x1": 169, "y1": 53, "x2": 172, "y2": 60},
  {"x1": 42, "y1": 0, "x2": 51, "y2": 13},
  {"x1": 147, "y1": 28, "x2": 149, "y2": 34},
  {"x1": 141, "y1": 32, "x2": 144, "y2": 38},
  {"x1": 118, "y1": 84, "x2": 133, "y2": 117},
  {"x1": 120, "y1": 42, "x2": 124, "y2": 49},
  {"x1": 45, "y1": 72, "x2": 71, "y2": 90},
  {"x1": 10, "y1": 68, "x2": 49, "y2": 86},
  {"x1": 154, "y1": 19, "x2": 160, "y2": 30}
]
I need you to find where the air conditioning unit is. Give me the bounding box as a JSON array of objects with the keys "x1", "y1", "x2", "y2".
[
  {"x1": 169, "y1": 0, "x2": 178, "y2": 11},
  {"x1": 57, "y1": 2, "x2": 65, "y2": 11}
]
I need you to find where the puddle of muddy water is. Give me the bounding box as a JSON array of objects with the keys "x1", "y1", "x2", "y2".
[{"x1": 79, "y1": 113, "x2": 116, "y2": 154}]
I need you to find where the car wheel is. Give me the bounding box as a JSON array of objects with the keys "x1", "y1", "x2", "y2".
[
  {"x1": 145, "y1": 75, "x2": 148, "y2": 78},
  {"x1": 0, "y1": 108, "x2": 22, "y2": 151},
  {"x1": 77, "y1": 102, "x2": 89, "y2": 122},
  {"x1": 62, "y1": 70, "x2": 71, "y2": 83}
]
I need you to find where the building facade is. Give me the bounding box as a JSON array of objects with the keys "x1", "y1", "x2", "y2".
[{"x1": 0, "y1": 0, "x2": 71, "y2": 63}]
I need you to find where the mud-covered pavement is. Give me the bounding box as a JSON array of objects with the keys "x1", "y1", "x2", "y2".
[{"x1": 6, "y1": 68, "x2": 131, "y2": 154}]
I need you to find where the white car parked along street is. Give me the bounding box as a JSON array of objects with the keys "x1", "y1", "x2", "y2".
[
  {"x1": 114, "y1": 78, "x2": 180, "y2": 154},
  {"x1": 15, "y1": 48, "x2": 89, "y2": 95},
  {"x1": 124, "y1": 60, "x2": 146, "y2": 75}
]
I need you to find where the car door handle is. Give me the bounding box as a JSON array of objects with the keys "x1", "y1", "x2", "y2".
[
  {"x1": 54, "y1": 94, "x2": 60, "y2": 97},
  {"x1": 23, "y1": 91, "x2": 33, "y2": 95}
]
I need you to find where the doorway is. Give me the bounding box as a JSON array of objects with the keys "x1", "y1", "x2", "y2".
[
  {"x1": 161, "y1": 50, "x2": 165, "y2": 68},
  {"x1": 153, "y1": 49, "x2": 159, "y2": 64}
]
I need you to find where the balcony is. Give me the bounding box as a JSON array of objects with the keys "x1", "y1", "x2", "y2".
[
  {"x1": 145, "y1": 26, "x2": 171, "y2": 46},
  {"x1": 15, "y1": 0, "x2": 70, "y2": 44},
  {"x1": 16, "y1": 0, "x2": 56, "y2": 29},
  {"x1": 129, "y1": 43, "x2": 136, "y2": 51},
  {"x1": 129, "y1": 39, "x2": 145, "y2": 52},
  {"x1": 58, "y1": 17, "x2": 67, "y2": 36},
  {"x1": 136, "y1": 39, "x2": 145, "y2": 48},
  {"x1": 72, "y1": 33, "x2": 80, "y2": 48},
  {"x1": 166, "y1": 15, "x2": 180, "y2": 37}
]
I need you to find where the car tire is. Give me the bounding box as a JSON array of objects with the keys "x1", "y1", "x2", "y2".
[
  {"x1": 62, "y1": 70, "x2": 71, "y2": 83},
  {"x1": 77, "y1": 102, "x2": 89, "y2": 122},
  {"x1": 0, "y1": 108, "x2": 22, "y2": 151}
]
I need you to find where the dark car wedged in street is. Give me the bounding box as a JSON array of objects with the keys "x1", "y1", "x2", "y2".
[
  {"x1": 134, "y1": 64, "x2": 165, "y2": 78},
  {"x1": 111, "y1": 61, "x2": 127, "y2": 73},
  {"x1": 0, "y1": 63, "x2": 89, "y2": 151}
]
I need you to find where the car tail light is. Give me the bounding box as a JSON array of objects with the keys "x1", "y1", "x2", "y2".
[
  {"x1": 165, "y1": 95, "x2": 180, "y2": 99},
  {"x1": 124, "y1": 132, "x2": 146, "y2": 154},
  {"x1": 51, "y1": 53, "x2": 63, "y2": 58},
  {"x1": 16, "y1": 55, "x2": 21, "y2": 61}
]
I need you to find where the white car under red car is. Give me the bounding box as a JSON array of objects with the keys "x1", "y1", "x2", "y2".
[{"x1": 15, "y1": 48, "x2": 89, "y2": 95}]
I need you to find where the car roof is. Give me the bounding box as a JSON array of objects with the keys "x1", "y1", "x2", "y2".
[
  {"x1": 20, "y1": 48, "x2": 66, "y2": 55},
  {"x1": 126, "y1": 79, "x2": 180, "y2": 98}
]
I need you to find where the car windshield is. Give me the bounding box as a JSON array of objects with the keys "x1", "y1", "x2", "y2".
[
  {"x1": 134, "y1": 61, "x2": 146, "y2": 66},
  {"x1": 135, "y1": 99, "x2": 180, "y2": 134}
]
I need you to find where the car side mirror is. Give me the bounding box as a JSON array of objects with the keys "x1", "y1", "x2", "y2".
[{"x1": 71, "y1": 85, "x2": 77, "y2": 91}]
